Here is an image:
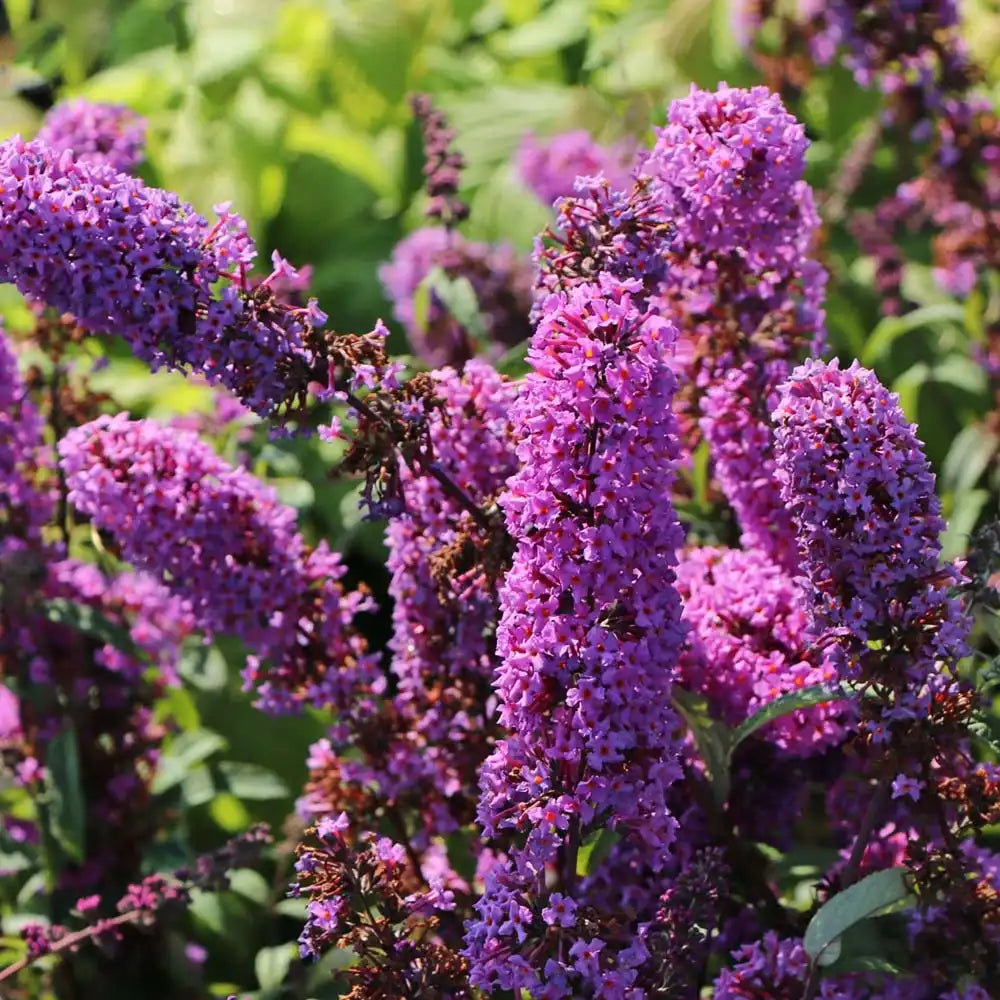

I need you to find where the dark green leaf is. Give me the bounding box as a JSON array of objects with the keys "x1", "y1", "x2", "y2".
[
  {"x1": 576, "y1": 827, "x2": 621, "y2": 877},
  {"x1": 40, "y1": 598, "x2": 139, "y2": 658},
  {"x1": 152, "y1": 729, "x2": 227, "y2": 796},
  {"x1": 804, "y1": 868, "x2": 912, "y2": 966},
  {"x1": 45, "y1": 726, "x2": 86, "y2": 863},
  {"x1": 861, "y1": 304, "x2": 964, "y2": 366},
  {"x1": 217, "y1": 761, "x2": 290, "y2": 801},
  {"x1": 942, "y1": 426, "x2": 998, "y2": 493},
  {"x1": 255, "y1": 942, "x2": 296, "y2": 992},
  {"x1": 673, "y1": 688, "x2": 732, "y2": 803},
  {"x1": 730, "y1": 685, "x2": 841, "y2": 752},
  {"x1": 496, "y1": 340, "x2": 530, "y2": 379}
]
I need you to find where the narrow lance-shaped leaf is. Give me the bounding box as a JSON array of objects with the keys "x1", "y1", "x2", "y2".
[
  {"x1": 44, "y1": 725, "x2": 86, "y2": 863},
  {"x1": 804, "y1": 867, "x2": 913, "y2": 966},
  {"x1": 729, "y1": 684, "x2": 842, "y2": 754}
]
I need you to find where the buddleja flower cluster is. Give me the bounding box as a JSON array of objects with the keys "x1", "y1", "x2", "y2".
[
  {"x1": 466, "y1": 274, "x2": 686, "y2": 996},
  {"x1": 2, "y1": 75, "x2": 999, "y2": 999},
  {"x1": 58, "y1": 414, "x2": 380, "y2": 714},
  {"x1": 0, "y1": 137, "x2": 326, "y2": 420}
]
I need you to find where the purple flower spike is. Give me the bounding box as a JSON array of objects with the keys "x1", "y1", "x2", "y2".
[
  {"x1": 37, "y1": 99, "x2": 146, "y2": 173},
  {"x1": 58, "y1": 415, "x2": 379, "y2": 714},
  {"x1": 0, "y1": 136, "x2": 324, "y2": 421},
  {"x1": 772, "y1": 358, "x2": 970, "y2": 727},
  {"x1": 466, "y1": 274, "x2": 687, "y2": 996}
]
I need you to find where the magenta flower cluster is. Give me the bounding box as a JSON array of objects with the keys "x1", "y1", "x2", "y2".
[
  {"x1": 773, "y1": 359, "x2": 970, "y2": 724},
  {"x1": 517, "y1": 130, "x2": 634, "y2": 207},
  {"x1": 58, "y1": 414, "x2": 379, "y2": 713},
  {"x1": 0, "y1": 136, "x2": 324, "y2": 419},
  {"x1": 36, "y1": 98, "x2": 146, "y2": 173},
  {"x1": 382, "y1": 361, "x2": 517, "y2": 823},
  {"x1": 676, "y1": 546, "x2": 846, "y2": 756},
  {"x1": 2, "y1": 74, "x2": 995, "y2": 999},
  {"x1": 466, "y1": 274, "x2": 687, "y2": 996},
  {"x1": 644, "y1": 83, "x2": 826, "y2": 567}
]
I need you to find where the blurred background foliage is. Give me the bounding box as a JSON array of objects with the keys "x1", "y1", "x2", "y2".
[{"x1": 5, "y1": 0, "x2": 1000, "y2": 996}]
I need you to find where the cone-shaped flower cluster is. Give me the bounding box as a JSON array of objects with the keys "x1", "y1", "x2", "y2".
[
  {"x1": 676, "y1": 546, "x2": 846, "y2": 756},
  {"x1": 0, "y1": 137, "x2": 324, "y2": 420},
  {"x1": 58, "y1": 415, "x2": 378, "y2": 713},
  {"x1": 466, "y1": 273, "x2": 687, "y2": 996},
  {"x1": 772, "y1": 359, "x2": 970, "y2": 726},
  {"x1": 37, "y1": 98, "x2": 146, "y2": 173},
  {"x1": 644, "y1": 84, "x2": 826, "y2": 567}
]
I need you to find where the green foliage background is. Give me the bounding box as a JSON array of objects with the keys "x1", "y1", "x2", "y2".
[{"x1": 4, "y1": 0, "x2": 1000, "y2": 996}]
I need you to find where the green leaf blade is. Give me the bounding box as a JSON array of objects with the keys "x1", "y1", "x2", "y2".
[{"x1": 804, "y1": 867, "x2": 913, "y2": 966}]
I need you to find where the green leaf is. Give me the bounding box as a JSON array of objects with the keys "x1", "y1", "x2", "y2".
[
  {"x1": 931, "y1": 354, "x2": 988, "y2": 396},
  {"x1": 942, "y1": 425, "x2": 998, "y2": 493},
  {"x1": 492, "y1": 0, "x2": 590, "y2": 57},
  {"x1": 217, "y1": 761, "x2": 290, "y2": 801},
  {"x1": 690, "y1": 440, "x2": 710, "y2": 512},
  {"x1": 45, "y1": 726, "x2": 86, "y2": 863},
  {"x1": 40, "y1": 598, "x2": 139, "y2": 658},
  {"x1": 284, "y1": 113, "x2": 397, "y2": 201},
  {"x1": 413, "y1": 266, "x2": 490, "y2": 347},
  {"x1": 941, "y1": 489, "x2": 990, "y2": 561},
  {"x1": 496, "y1": 340, "x2": 530, "y2": 379},
  {"x1": 412, "y1": 272, "x2": 433, "y2": 337},
  {"x1": 672, "y1": 688, "x2": 732, "y2": 803},
  {"x1": 181, "y1": 766, "x2": 217, "y2": 808},
  {"x1": 152, "y1": 729, "x2": 227, "y2": 796},
  {"x1": 255, "y1": 942, "x2": 296, "y2": 992},
  {"x1": 178, "y1": 645, "x2": 229, "y2": 692},
  {"x1": 861, "y1": 304, "x2": 964, "y2": 366},
  {"x1": 230, "y1": 868, "x2": 271, "y2": 906},
  {"x1": 969, "y1": 710, "x2": 1000, "y2": 757},
  {"x1": 892, "y1": 362, "x2": 931, "y2": 422},
  {"x1": 0, "y1": 849, "x2": 32, "y2": 874},
  {"x1": 431, "y1": 274, "x2": 488, "y2": 345},
  {"x1": 729, "y1": 685, "x2": 842, "y2": 753},
  {"x1": 576, "y1": 827, "x2": 621, "y2": 877},
  {"x1": 274, "y1": 897, "x2": 308, "y2": 920},
  {"x1": 803, "y1": 867, "x2": 913, "y2": 966}
]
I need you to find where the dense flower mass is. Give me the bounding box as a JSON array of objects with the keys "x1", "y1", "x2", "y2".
[
  {"x1": 645, "y1": 83, "x2": 820, "y2": 277},
  {"x1": 532, "y1": 174, "x2": 675, "y2": 312},
  {"x1": 37, "y1": 98, "x2": 146, "y2": 173},
  {"x1": 772, "y1": 359, "x2": 969, "y2": 723},
  {"x1": 466, "y1": 274, "x2": 687, "y2": 996},
  {"x1": 293, "y1": 813, "x2": 471, "y2": 996},
  {"x1": 0, "y1": 137, "x2": 325, "y2": 419},
  {"x1": 517, "y1": 130, "x2": 634, "y2": 207},
  {"x1": 0, "y1": 328, "x2": 51, "y2": 550},
  {"x1": 300, "y1": 361, "x2": 518, "y2": 842},
  {"x1": 676, "y1": 546, "x2": 846, "y2": 755},
  {"x1": 802, "y1": 0, "x2": 971, "y2": 132},
  {"x1": 643, "y1": 83, "x2": 826, "y2": 566},
  {"x1": 382, "y1": 361, "x2": 517, "y2": 820},
  {"x1": 58, "y1": 414, "x2": 378, "y2": 712},
  {"x1": 3, "y1": 47, "x2": 999, "y2": 998},
  {"x1": 379, "y1": 226, "x2": 531, "y2": 367}
]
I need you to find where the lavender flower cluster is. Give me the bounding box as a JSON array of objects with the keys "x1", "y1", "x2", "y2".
[{"x1": 0, "y1": 136, "x2": 325, "y2": 420}]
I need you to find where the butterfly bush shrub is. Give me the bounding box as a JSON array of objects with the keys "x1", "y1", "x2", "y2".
[{"x1": 1, "y1": 7, "x2": 999, "y2": 996}]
